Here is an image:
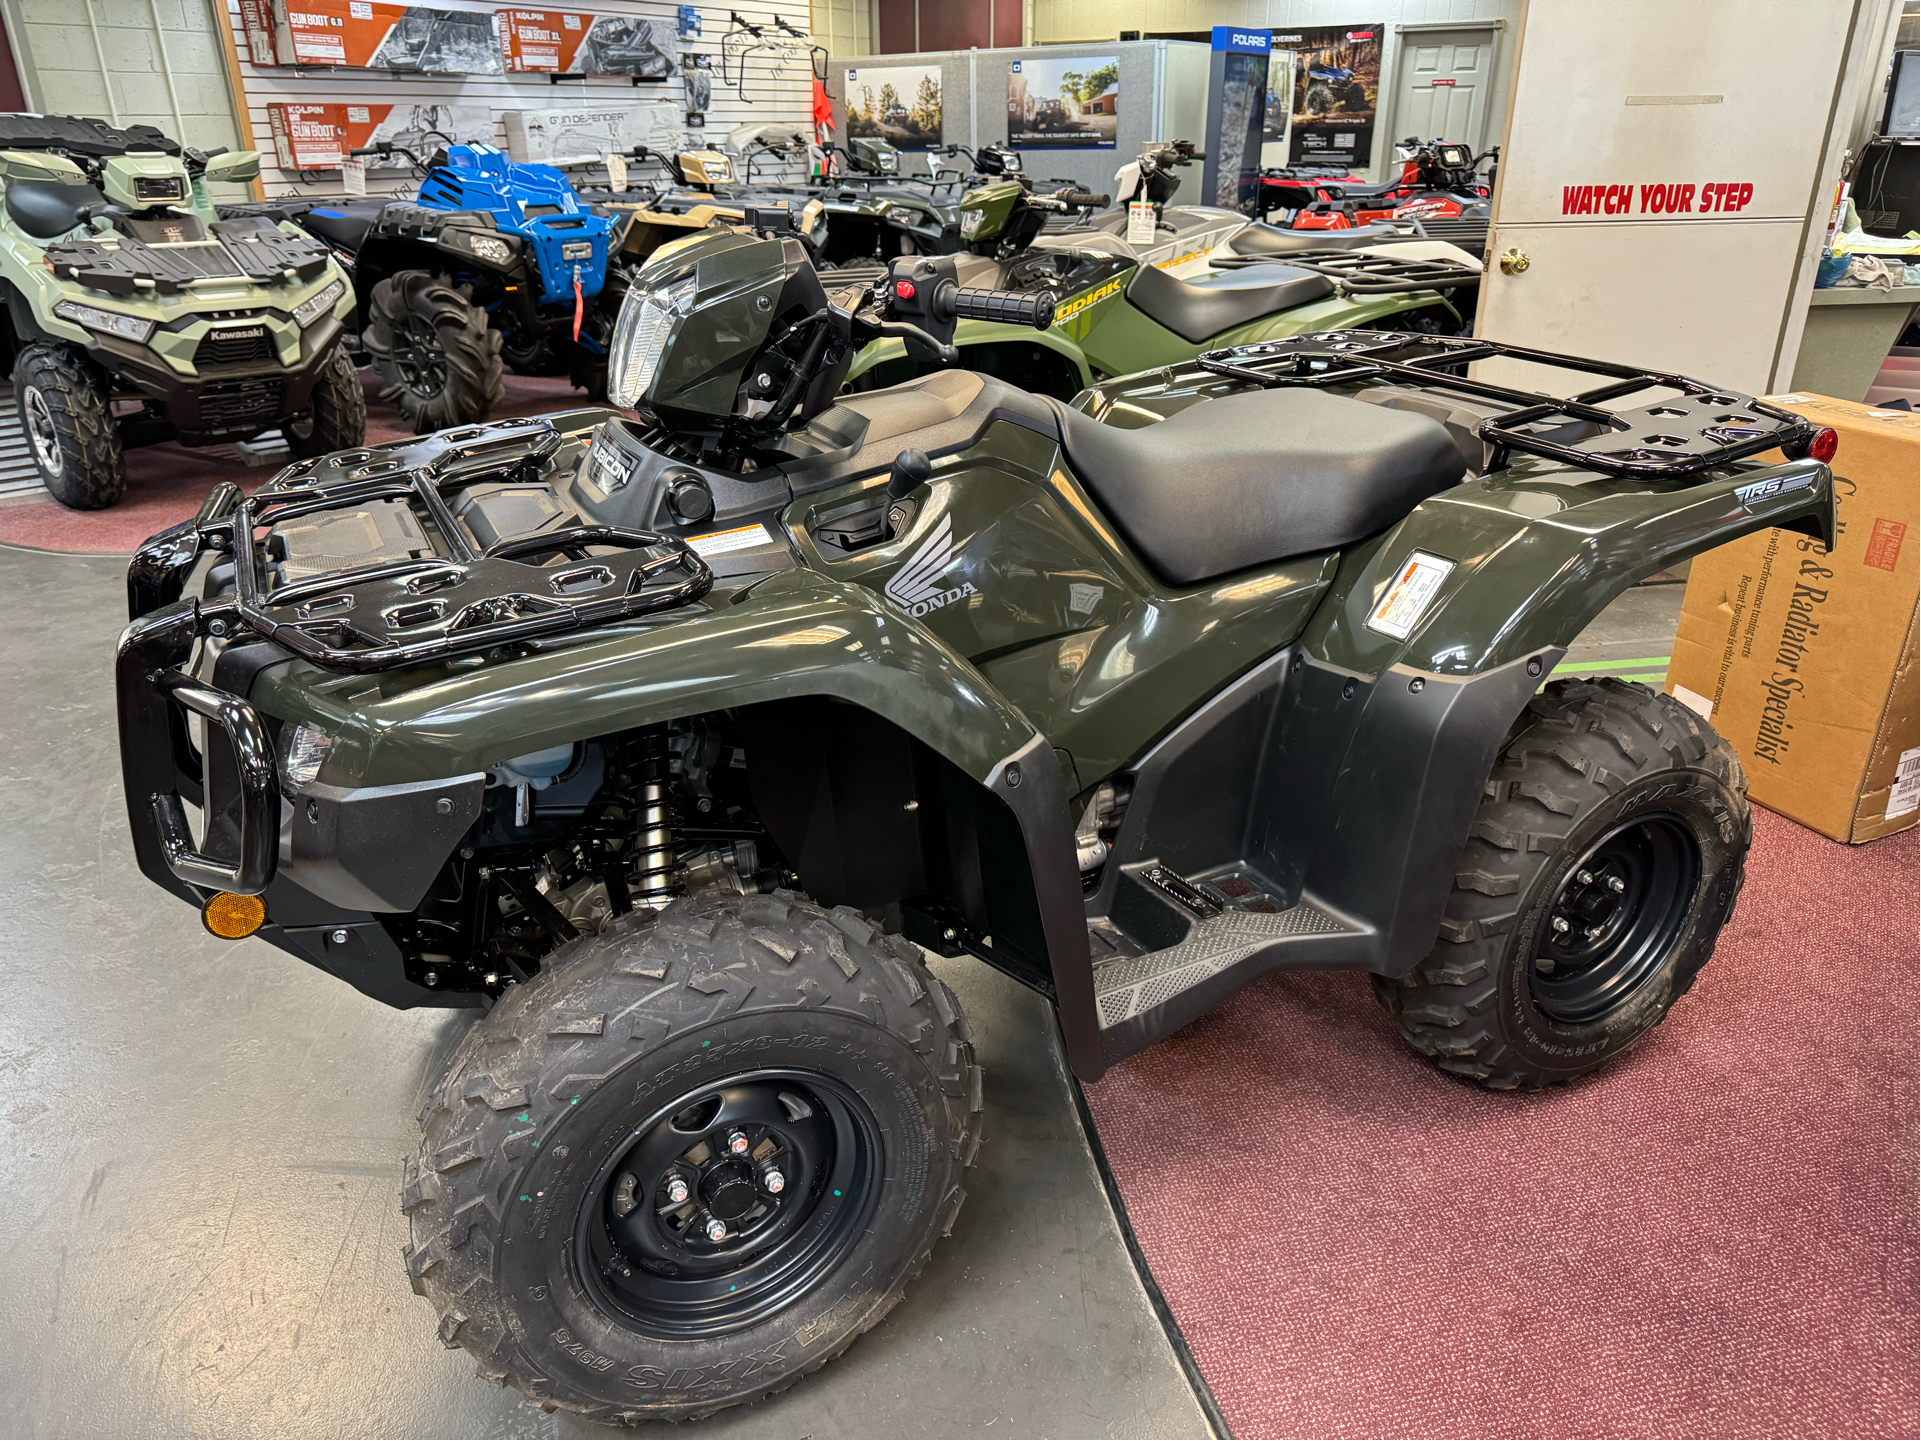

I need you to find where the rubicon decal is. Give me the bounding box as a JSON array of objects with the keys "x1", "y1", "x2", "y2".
[{"x1": 884, "y1": 514, "x2": 980, "y2": 618}]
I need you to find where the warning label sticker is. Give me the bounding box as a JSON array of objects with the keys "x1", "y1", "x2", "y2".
[
  {"x1": 1889, "y1": 747, "x2": 1920, "y2": 821},
  {"x1": 1366, "y1": 552, "x2": 1455, "y2": 640},
  {"x1": 687, "y1": 524, "x2": 778, "y2": 557}
]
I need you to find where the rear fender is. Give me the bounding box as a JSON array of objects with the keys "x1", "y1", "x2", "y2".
[
  {"x1": 250, "y1": 566, "x2": 1099, "y2": 1068},
  {"x1": 1270, "y1": 455, "x2": 1834, "y2": 978}
]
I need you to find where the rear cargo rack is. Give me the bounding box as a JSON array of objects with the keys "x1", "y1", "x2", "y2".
[
  {"x1": 1211, "y1": 247, "x2": 1481, "y2": 293},
  {"x1": 1196, "y1": 331, "x2": 1817, "y2": 480},
  {"x1": 152, "y1": 416, "x2": 713, "y2": 673}
]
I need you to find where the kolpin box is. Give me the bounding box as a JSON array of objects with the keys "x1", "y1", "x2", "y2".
[
  {"x1": 273, "y1": 0, "x2": 502, "y2": 74},
  {"x1": 1667, "y1": 393, "x2": 1918, "y2": 843},
  {"x1": 493, "y1": 10, "x2": 677, "y2": 77},
  {"x1": 266, "y1": 102, "x2": 491, "y2": 170}
]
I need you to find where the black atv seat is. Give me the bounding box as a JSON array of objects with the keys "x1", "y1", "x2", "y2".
[
  {"x1": 6, "y1": 180, "x2": 108, "y2": 240},
  {"x1": 1124, "y1": 261, "x2": 1335, "y2": 345},
  {"x1": 301, "y1": 200, "x2": 390, "y2": 251},
  {"x1": 1052, "y1": 389, "x2": 1466, "y2": 586},
  {"x1": 1229, "y1": 223, "x2": 1413, "y2": 257}
]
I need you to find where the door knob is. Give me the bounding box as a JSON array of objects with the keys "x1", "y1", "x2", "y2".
[{"x1": 1498, "y1": 247, "x2": 1531, "y2": 276}]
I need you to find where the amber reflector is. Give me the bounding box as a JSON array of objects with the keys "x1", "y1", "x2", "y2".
[{"x1": 202, "y1": 891, "x2": 267, "y2": 939}]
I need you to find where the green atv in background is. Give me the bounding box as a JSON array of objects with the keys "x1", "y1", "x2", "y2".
[
  {"x1": 849, "y1": 174, "x2": 1479, "y2": 398},
  {"x1": 118, "y1": 229, "x2": 1836, "y2": 1422},
  {"x1": 0, "y1": 115, "x2": 362, "y2": 509}
]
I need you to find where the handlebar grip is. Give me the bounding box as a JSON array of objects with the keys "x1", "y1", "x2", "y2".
[
  {"x1": 949, "y1": 288, "x2": 1057, "y2": 330},
  {"x1": 1057, "y1": 190, "x2": 1109, "y2": 208}
]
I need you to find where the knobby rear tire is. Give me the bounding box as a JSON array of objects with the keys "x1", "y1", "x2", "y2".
[
  {"x1": 364, "y1": 270, "x2": 504, "y2": 433},
  {"x1": 1374, "y1": 678, "x2": 1751, "y2": 1090}
]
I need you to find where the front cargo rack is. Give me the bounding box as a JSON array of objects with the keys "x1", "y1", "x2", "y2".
[
  {"x1": 140, "y1": 415, "x2": 713, "y2": 674},
  {"x1": 1196, "y1": 331, "x2": 1818, "y2": 480},
  {"x1": 1211, "y1": 247, "x2": 1482, "y2": 293}
]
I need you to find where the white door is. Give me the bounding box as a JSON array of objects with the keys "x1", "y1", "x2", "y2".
[
  {"x1": 1394, "y1": 29, "x2": 1495, "y2": 150},
  {"x1": 1477, "y1": 0, "x2": 1858, "y2": 395}
]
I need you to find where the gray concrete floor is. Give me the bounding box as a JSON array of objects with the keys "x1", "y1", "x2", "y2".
[{"x1": 0, "y1": 543, "x2": 1213, "y2": 1440}]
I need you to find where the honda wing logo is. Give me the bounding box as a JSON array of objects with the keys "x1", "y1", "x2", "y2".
[{"x1": 884, "y1": 513, "x2": 979, "y2": 618}]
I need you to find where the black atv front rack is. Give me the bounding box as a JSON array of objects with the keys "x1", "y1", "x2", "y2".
[
  {"x1": 1212, "y1": 247, "x2": 1482, "y2": 293},
  {"x1": 1196, "y1": 331, "x2": 1816, "y2": 480},
  {"x1": 142, "y1": 416, "x2": 714, "y2": 675}
]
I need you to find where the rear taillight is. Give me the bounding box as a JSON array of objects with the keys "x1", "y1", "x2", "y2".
[{"x1": 1809, "y1": 427, "x2": 1839, "y2": 463}]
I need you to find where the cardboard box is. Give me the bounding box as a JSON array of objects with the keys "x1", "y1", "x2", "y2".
[
  {"x1": 273, "y1": 0, "x2": 502, "y2": 74},
  {"x1": 264, "y1": 102, "x2": 492, "y2": 170},
  {"x1": 1667, "y1": 393, "x2": 1919, "y2": 843}
]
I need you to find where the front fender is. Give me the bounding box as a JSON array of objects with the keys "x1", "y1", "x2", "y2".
[
  {"x1": 253, "y1": 566, "x2": 1040, "y2": 788},
  {"x1": 250, "y1": 565, "x2": 1097, "y2": 1070},
  {"x1": 846, "y1": 318, "x2": 1094, "y2": 390}
]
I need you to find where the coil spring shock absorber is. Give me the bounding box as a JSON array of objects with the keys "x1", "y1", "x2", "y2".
[{"x1": 632, "y1": 727, "x2": 681, "y2": 902}]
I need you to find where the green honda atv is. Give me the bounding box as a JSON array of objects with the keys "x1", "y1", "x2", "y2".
[
  {"x1": 0, "y1": 114, "x2": 362, "y2": 509},
  {"x1": 847, "y1": 174, "x2": 1479, "y2": 398},
  {"x1": 117, "y1": 233, "x2": 1835, "y2": 1422}
]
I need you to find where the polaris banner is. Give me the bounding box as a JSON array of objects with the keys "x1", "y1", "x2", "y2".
[{"x1": 1273, "y1": 22, "x2": 1384, "y2": 167}]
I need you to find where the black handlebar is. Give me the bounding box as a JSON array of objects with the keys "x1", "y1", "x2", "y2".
[
  {"x1": 1056, "y1": 189, "x2": 1109, "y2": 209},
  {"x1": 947, "y1": 287, "x2": 1056, "y2": 330}
]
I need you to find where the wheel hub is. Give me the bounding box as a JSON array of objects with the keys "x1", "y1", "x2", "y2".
[
  {"x1": 1530, "y1": 814, "x2": 1701, "y2": 1024},
  {"x1": 21, "y1": 385, "x2": 62, "y2": 476},
  {"x1": 573, "y1": 1069, "x2": 881, "y2": 1339}
]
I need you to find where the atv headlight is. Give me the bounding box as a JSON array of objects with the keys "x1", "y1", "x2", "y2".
[
  {"x1": 53, "y1": 300, "x2": 154, "y2": 344},
  {"x1": 608, "y1": 275, "x2": 696, "y2": 411},
  {"x1": 887, "y1": 206, "x2": 923, "y2": 226},
  {"x1": 279, "y1": 723, "x2": 333, "y2": 798},
  {"x1": 959, "y1": 208, "x2": 986, "y2": 240},
  {"x1": 466, "y1": 234, "x2": 513, "y2": 264},
  {"x1": 292, "y1": 279, "x2": 346, "y2": 328}
]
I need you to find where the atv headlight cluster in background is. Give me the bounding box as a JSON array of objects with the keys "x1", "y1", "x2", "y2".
[
  {"x1": 291, "y1": 279, "x2": 346, "y2": 329},
  {"x1": 53, "y1": 300, "x2": 155, "y2": 344},
  {"x1": 959, "y1": 208, "x2": 987, "y2": 240},
  {"x1": 608, "y1": 275, "x2": 696, "y2": 410}
]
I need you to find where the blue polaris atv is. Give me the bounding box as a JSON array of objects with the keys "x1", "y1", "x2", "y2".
[{"x1": 224, "y1": 143, "x2": 623, "y2": 431}]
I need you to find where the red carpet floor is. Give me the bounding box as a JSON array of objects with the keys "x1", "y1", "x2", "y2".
[
  {"x1": 1084, "y1": 810, "x2": 1918, "y2": 1439},
  {"x1": 0, "y1": 371, "x2": 588, "y2": 555}
]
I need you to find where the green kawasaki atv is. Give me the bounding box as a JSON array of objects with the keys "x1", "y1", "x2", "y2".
[
  {"x1": 117, "y1": 234, "x2": 1836, "y2": 1421},
  {"x1": 848, "y1": 175, "x2": 1479, "y2": 398},
  {"x1": 0, "y1": 114, "x2": 362, "y2": 509}
]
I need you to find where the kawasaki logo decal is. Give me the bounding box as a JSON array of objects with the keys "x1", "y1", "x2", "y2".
[{"x1": 884, "y1": 513, "x2": 978, "y2": 617}]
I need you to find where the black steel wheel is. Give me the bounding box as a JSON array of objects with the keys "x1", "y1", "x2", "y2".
[
  {"x1": 575, "y1": 1070, "x2": 882, "y2": 1339},
  {"x1": 1374, "y1": 678, "x2": 1750, "y2": 1089},
  {"x1": 403, "y1": 891, "x2": 983, "y2": 1423},
  {"x1": 1528, "y1": 815, "x2": 1701, "y2": 1024},
  {"x1": 363, "y1": 270, "x2": 504, "y2": 432}
]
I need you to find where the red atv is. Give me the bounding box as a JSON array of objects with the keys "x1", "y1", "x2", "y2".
[{"x1": 1262, "y1": 138, "x2": 1496, "y2": 257}]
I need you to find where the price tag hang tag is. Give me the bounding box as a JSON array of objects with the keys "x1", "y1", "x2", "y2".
[
  {"x1": 1126, "y1": 200, "x2": 1156, "y2": 244},
  {"x1": 340, "y1": 158, "x2": 366, "y2": 197},
  {"x1": 606, "y1": 152, "x2": 628, "y2": 194}
]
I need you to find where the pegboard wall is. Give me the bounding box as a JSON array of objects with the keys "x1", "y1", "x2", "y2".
[{"x1": 222, "y1": 0, "x2": 822, "y2": 198}]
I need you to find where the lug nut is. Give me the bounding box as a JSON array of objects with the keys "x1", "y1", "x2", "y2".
[
  {"x1": 1576, "y1": 869, "x2": 1594, "y2": 885},
  {"x1": 726, "y1": 1130, "x2": 750, "y2": 1156},
  {"x1": 762, "y1": 1168, "x2": 785, "y2": 1194},
  {"x1": 705, "y1": 1217, "x2": 728, "y2": 1242},
  {"x1": 1551, "y1": 916, "x2": 1571, "y2": 934},
  {"x1": 665, "y1": 1176, "x2": 690, "y2": 1205},
  {"x1": 1607, "y1": 876, "x2": 1626, "y2": 893}
]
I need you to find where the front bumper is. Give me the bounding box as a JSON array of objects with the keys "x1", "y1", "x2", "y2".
[{"x1": 86, "y1": 311, "x2": 349, "y2": 439}]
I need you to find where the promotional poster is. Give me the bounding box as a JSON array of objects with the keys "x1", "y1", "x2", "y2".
[
  {"x1": 843, "y1": 65, "x2": 942, "y2": 149},
  {"x1": 1007, "y1": 55, "x2": 1120, "y2": 149},
  {"x1": 1274, "y1": 22, "x2": 1383, "y2": 166},
  {"x1": 265, "y1": 102, "x2": 491, "y2": 170}
]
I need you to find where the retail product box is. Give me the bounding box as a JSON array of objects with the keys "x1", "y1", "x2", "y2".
[
  {"x1": 1667, "y1": 393, "x2": 1919, "y2": 843},
  {"x1": 502, "y1": 102, "x2": 680, "y2": 164},
  {"x1": 493, "y1": 10, "x2": 677, "y2": 77},
  {"x1": 272, "y1": 0, "x2": 502, "y2": 74},
  {"x1": 239, "y1": 0, "x2": 280, "y2": 64},
  {"x1": 265, "y1": 102, "x2": 492, "y2": 170}
]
